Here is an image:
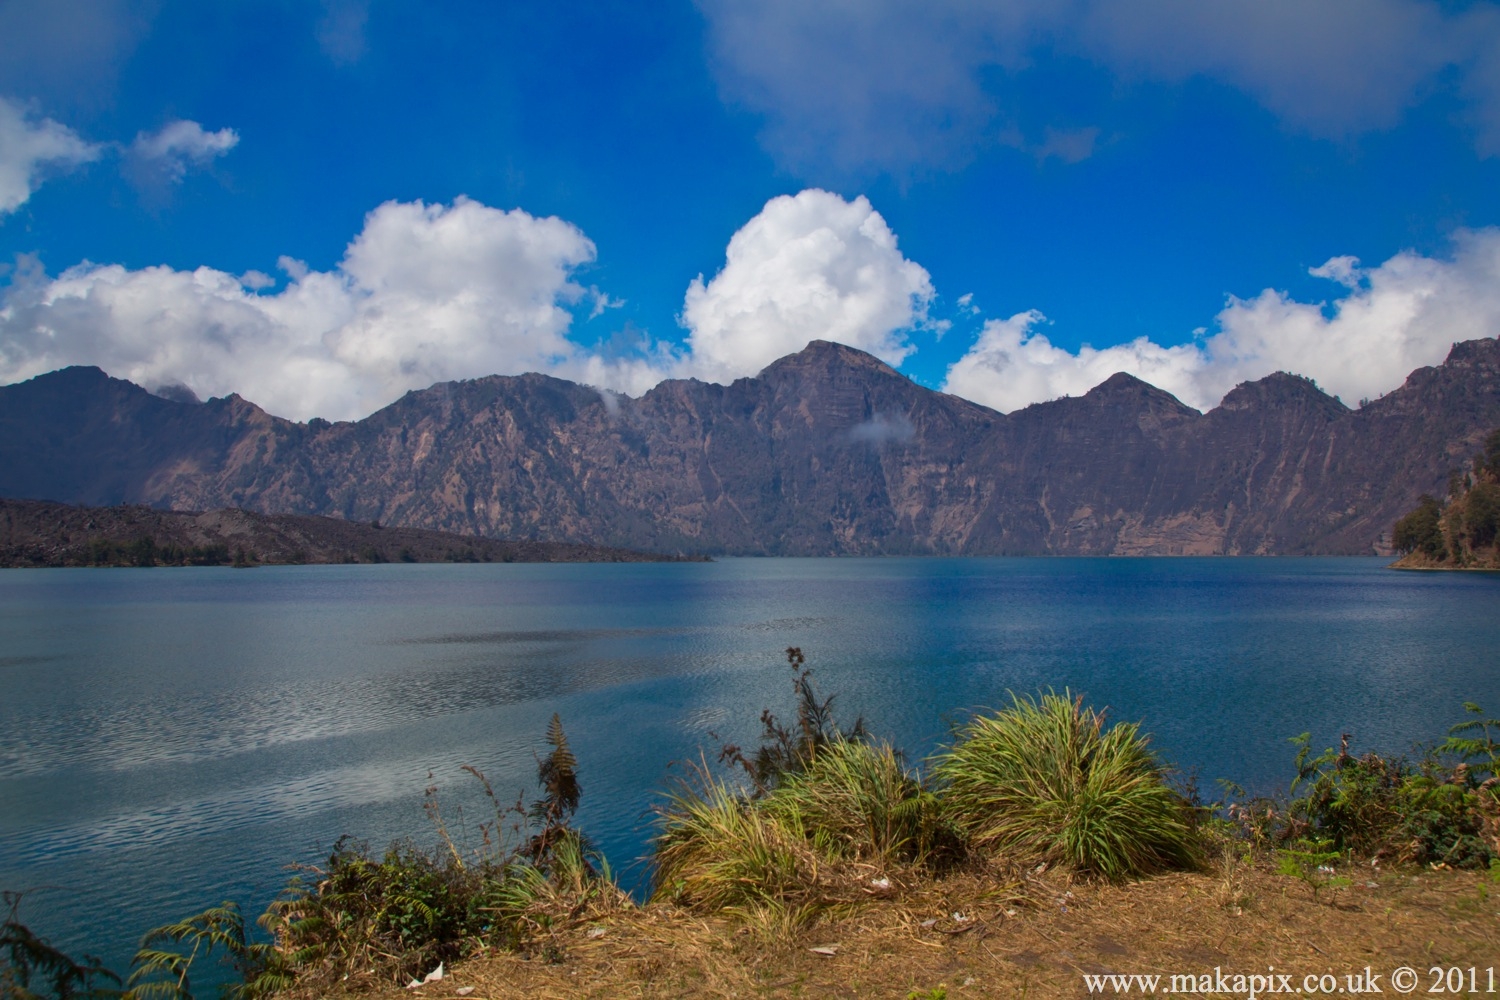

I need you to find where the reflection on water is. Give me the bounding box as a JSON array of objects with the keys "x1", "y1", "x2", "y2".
[{"x1": 0, "y1": 558, "x2": 1496, "y2": 975}]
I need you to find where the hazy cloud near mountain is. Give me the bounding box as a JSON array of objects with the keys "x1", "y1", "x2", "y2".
[
  {"x1": 943, "y1": 229, "x2": 1500, "y2": 413},
  {"x1": 699, "y1": 0, "x2": 1500, "y2": 173}
]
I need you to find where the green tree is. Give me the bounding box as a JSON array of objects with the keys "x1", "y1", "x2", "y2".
[
  {"x1": 1465, "y1": 482, "x2": 1499, "y2": 549},
  {"x1": 1392, "y1": 494, "x2": 1446, "y2": 558},
  {"x1": 1483, "y1": 427, "x2": 1500, "y2": 475}
]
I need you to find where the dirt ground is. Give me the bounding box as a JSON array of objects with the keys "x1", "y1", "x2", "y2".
[{"x1": 344, "y1": 858, "x2": 1500, "y2": 999}]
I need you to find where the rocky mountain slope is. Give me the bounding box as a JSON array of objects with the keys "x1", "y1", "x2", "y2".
[{"x1": 3, "y1": 338, "x2": 1498, "y2": 555}]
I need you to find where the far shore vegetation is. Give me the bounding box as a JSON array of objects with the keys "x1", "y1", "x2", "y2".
[
  {"x1": 4, "y1": 649, "x2": 1497, "y2": 1000},
  {"x1": 0, "y1": 498, "x2": 706, "y2": 569},
  {"x1": 1392, "y1": 427, "x2": 1500, "y2": 569}
]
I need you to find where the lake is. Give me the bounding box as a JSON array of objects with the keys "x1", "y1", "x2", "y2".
[{"x1": 1, "y1": 557, "x2": 1497, "y2": 974}]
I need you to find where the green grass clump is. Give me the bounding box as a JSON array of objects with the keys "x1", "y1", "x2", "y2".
[
  {"x1": 651, "y1": 770, "x2": 833, "y2": 925},
  {"x1": 762, "y1": 738, "x2": 950, "y2": 867},
  {"x1": 652, "y1": 738, "x2": 955, "y2": 930},
  {"x1": 934, "y1": 691, "x2": 1200, "y2": 881}
]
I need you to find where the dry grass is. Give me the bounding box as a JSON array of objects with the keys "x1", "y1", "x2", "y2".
[{"x1": 310, "y1": 858, "x2": 1500, "y2": 999}]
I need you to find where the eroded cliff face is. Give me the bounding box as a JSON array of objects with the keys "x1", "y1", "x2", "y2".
[{"x1": 3, "y1": 338, "x2": 1498, "y2": 555}]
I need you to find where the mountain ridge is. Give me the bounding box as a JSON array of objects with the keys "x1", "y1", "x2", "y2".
[{"x1": 3, "y1": 338, "x2": 1498, "y2": 555}]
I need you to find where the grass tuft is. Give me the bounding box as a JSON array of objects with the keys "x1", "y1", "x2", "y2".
[
  {"x1": 934, "y1": 690, "x2": 1200, "y2": 881},
  {"x1": 763, "y1": 738, "x2": 954, "y2": 868},
  {"x1": 651, "y1": 768, "x2": 831, "y2": 920}
]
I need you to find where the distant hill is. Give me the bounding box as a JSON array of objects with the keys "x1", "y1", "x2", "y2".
[
  {"x1": 0, "y1": 499, "x2": 701, "y2": 568},
  {"x1": 3, "y1": 338, "x2": 1499, "y2": 555}
]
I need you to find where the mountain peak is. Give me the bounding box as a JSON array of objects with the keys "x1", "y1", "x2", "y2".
[
  {"x1": 1443, "y1": 336, "x2": 1500, "y2": 368},
  {"x1": 758, "y1": 340, "x2": 902, "y2": 379},
  {"x1": 25, "y1": 365, "x2": 112, "y2": 387},
  {"x1": 1217, "y1": 371, "x2": 1347, "y2": 416},
  {"x1": 1081, "y1": 371, "x2": 1198, "y2": 414}
]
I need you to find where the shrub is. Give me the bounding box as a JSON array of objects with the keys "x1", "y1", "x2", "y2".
[
  {"x1": 651, "y1": 737, "x2": 957, "y2": 930},
  {"x1": 255, "y1": 840, "x2": 492, "y2": 987},
  {"x1": 125, "y1": 715, "x2": 624, "y2": 996},
  {"x1": 718, "y1": 647, "x2": 866, "y2": 794},
  {"x1": 1440, "y1": 702, "x2": 1500, "y2": 786},
  {"x1": 934, "y1": 691, "x2": 1201, "y2": 881},
  {"x1": 762, "y1": 739, "x2": 955, "y2": 868},
  {"x1": 1279, "y1": 716, "x2": 1497, "y2": 870},
  {"x1": 652, "y1": 773, "x2": 828, "y2": 920}
]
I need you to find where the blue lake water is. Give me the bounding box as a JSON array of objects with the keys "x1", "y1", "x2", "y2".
[{"x1": 1, "y1": 557, "x2": 1498, "y2": 974}]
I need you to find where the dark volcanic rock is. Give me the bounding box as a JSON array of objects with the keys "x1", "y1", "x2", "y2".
[{"x1": 3, "y1": 338, "x2": 1498, "y2": 555}]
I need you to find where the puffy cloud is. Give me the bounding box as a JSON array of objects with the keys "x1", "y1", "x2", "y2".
[
  {"x1": 944, "y1": 311, "x2": 1208, "y2": 413},
  {"x1": 0, "y1": 96, "x2": 103, "y2": 215},
  {"x1": 1205, "y1": 232, "x2": 1500, "y2": 403},
  {"x1": 0, "y1": 189, "x2": 939, "y2": 419},
  {"x1": 678, "y1": 189, "x2": 936, "y2": 382},
  {"x1": 697, "y1": 0, "x2": 1500, "y2": 173},
  {"x1": 0, "y1": 197, "x2": 600, "y2": 421},
  {"x1": 125, "y1": 119, "x2": 239, "y2": 189},
  {"x1": 944, "y1": 229, "x2": 1500, "y2": 413},
  {"x1": 9, "y1": 185, "x2": 1498, "y2": 425}
]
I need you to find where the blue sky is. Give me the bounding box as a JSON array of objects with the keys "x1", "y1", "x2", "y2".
[{"x1": 3, "y1": 0, "x2": 1500, "y2": 420}]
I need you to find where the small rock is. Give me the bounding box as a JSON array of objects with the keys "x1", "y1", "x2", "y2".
[
  {"x1": 809, "y1": 945, "x2": 840, "y2": 957},
  {"x1": 456, "y1": 989, "x2": 475, "y2": 997},
  {"x1": 920, "y1": 918, "x2": 937, "y2": 929},
  {"x1": 586, "y1": 926, "x2": 606, "y2": 939},
  {"x1": 870, "y1": 877, "x2": 891, "y2": 890}
]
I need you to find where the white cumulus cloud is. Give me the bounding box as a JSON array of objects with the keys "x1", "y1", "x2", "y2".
[
  {"x1": 944, "y1": 229, "x2": 1500, "y2": 413},
  {"x1": 0, "y1": 197, "x2": 601, "y2": 421},
  {"x1": 678, "y1": 189, "x2": 936, "y2": 382},
  {"x1": 944, "y1": 311, "x2": 1208, "y2": 413},
  {"x1": 0, "y1": 96, "x2": 103, "y2": 215},
  {"x1": 0, "y1": 189, "x2": 940, "y2": 419}
]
